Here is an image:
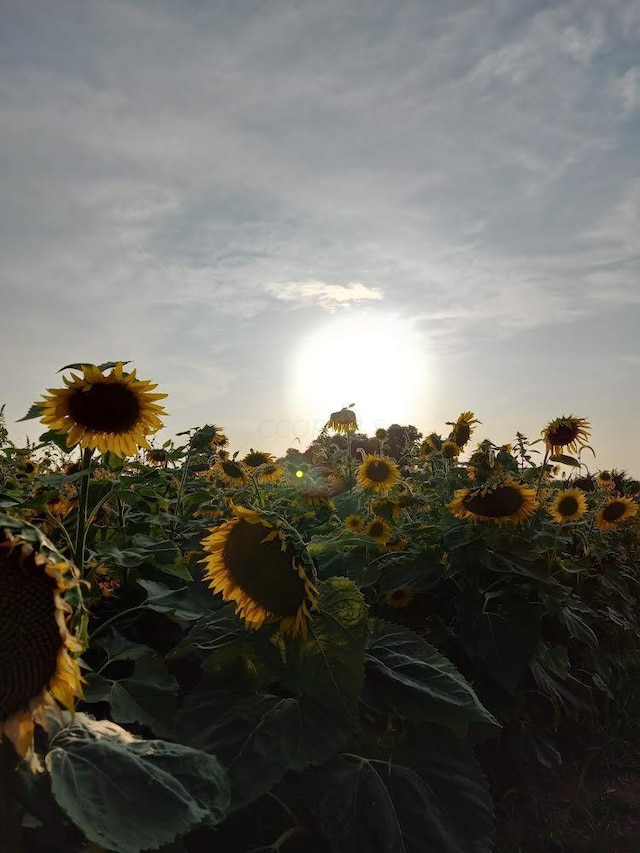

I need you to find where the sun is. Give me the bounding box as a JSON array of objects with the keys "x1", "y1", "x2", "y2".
[{"x1": 288, "y1": 312, "x2": 434, "y2": 436}]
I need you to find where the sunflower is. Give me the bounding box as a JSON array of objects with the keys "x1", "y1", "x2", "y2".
[
  {"x1": 385, "y1": 588, "x2": 415, "y2": 608},
  {"x1": 38, "y1": 363, "x2": 167, "y2": 458},
  {"x1": 326, "y1": 407, "x2": 358, "y2": 434},
  {"x1": 542, "y1": 416, "x2": 591, "y2": 456},
  {"x1": 441, "y1": 441, "x2": 460, "y2": 461},
  {"x1": 0, "y1": 517, "x2": 83, "y2": 761},
  {"x1": 365, "y1": 516, "x2": 393, "y2": 544},
  {"x1": 448, "y1": 481, "x2": 538, "y2": 525},
  {"x1": 243, "y1": 450, "x2": 275, "y2": 469},
  {"x1": 257, "y1": 464, "x2": 284, "y2": 484},
  {"x1": 446, "y1": 411, "x2": 480, "y2": 450},
  {"x1": 344, "y1": 514, "x2": 364, "y2": 532},
  {"x1": 200, "y1": 506, "x2": 318, "y2": 638},
  {"x1": 595, "y1": 498, "x2": 638, "y2": 531},
  {"x1": 419, "y1": 434, "x2": 442, "y2": 458},
  {"x1": 548, "y1": 488, "x2": 588, "y2": 523},
  {"x1": 596, "y1": 470, "x2": 614, "y2": 491},
  {"x1": 214, "y1": 459, "x2": 248, "y2": 486},
  {"x1": 146, "y1": 448, "x2": 168, "y2": 466},
  {"x1": 356, "y1": 455, "x2": 401, "y2": 493}
]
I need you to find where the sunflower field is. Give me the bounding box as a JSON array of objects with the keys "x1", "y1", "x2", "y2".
[{"x1": 2, "y1": 363, "x2": 640, "y2": 853}]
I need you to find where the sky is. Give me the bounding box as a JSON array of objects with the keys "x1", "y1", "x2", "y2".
[{"x1": 1, "y1": 0, "x2": 639, "y2": 474}]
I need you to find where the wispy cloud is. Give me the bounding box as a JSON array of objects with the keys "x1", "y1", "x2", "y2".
[{"x1": 265, "y1": 280, "x2": 383, "y2": 310}]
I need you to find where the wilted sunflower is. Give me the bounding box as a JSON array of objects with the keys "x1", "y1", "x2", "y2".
[
  {"x1": 419, "y1": 434, "x2": 442, "y2": 458},
  {"x1": 365, "y1": 516, "x2": 393, "y2": 544},
  {"x1": 447, "y1": 411, "x2": 480, "y2": 450},
  {"x1": 0, "y1": 517, "x2": 83, "y2": 761},
  {"x1": 595, "y1": 497, "x2": 638, "y2": 531},
  {"x1": 441, "y1": 441, "x2": 460, "y2": 461},
  {"x1": 146, "y1": 448, "x2": 168, "y2": 466},
  {"x1": 344, "y1": 514, "x2": 364, "y2": 532},
  {"x1": 243, "y1": 450, "x2": 275, "y2": 469},
  {"x1": 356, "y1": 455, "x2": 401, "y2": 493},
  {"x1": 38, "y1": 363, "x2": 167, "y2": 458},
  {"x1": 542, "y1": 416, "x2": 591, "y2": 456},
  {"x1": 548, "y1": 488, "x2": 588, "y2": 523},
  {"x1": 200, "y1": 506, "x2": 318, "y2": 637},
  {"x1": 326, "y1": 407, "x2": 358, "y2": 434},
  {"x1": 385, "y1": 588, "x2": 415, "y2": 608},
  {"x1": 448, "y1": 481, "x2": 538, "y2": 525},
  {"x1": 257, "y1": 464, "x2": 284, "y2": 484},
  {"x1": 214, "y1": 459, "x2": 248, "y2": 486}
]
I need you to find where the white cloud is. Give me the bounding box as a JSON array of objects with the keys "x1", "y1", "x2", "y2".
[{"x1": 265, "y1": 280, "x2": 384, "y2": 310}]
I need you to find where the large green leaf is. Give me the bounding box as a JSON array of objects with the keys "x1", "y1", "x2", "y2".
[
  {"x1": 377, "y1": 553, "x2": 444, "y2": 593},
  {"x1": 174, "y1": 683, "x2": 352, "y2": 811},
  {"x1": 83, "y1": 632, "x2": 178, "y2": 735},
  {"x1": 363, "y1": 621, "x2": 499, "y2": 737},
  {"x1": 299, "y1": 727, "x2": 495, "y2": 853},
  {"x1": 282, "y1": 576, "x2": 368, "y2": 717},
  {"x1": 46, "y1": 715, "x2": 229, "y2": 853}
]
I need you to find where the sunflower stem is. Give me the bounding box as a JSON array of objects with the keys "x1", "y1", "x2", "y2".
[
  {"x1": 73, "y1": 447, "x2": 94, "y2": 572},
  {"x1": 347, "y1": 430, "x2": 353, "y2": 494},
  {"x1": 534, "y1": 449, "x2": 549, "y2": 502}
]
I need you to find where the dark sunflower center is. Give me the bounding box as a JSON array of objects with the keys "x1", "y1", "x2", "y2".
[
  {"x1": 463, "y1": 485, "x2": 524, "y2": 518},
  {"x1": 224, "y1": 519, "x2": 306, "y2": 616},
  {"x1": 0, "y1": 548, "x2": 61, "y2": 718},
  {"x1": 365, "y1": 460, "x2": 392, "y2": 483},
  {"x1": 67, "y1": 382, "x2": 141, "y2": 433},
  {"x1": 442, "y1": 444, "x2": 458, "y2": 459},
  {"x1": 548, "y1": 423, "x2": 578, "y2": 446},
  {"x1": 244, "y1": 453, "x2": 269, "y2": 468},
  {"x1": 368, "y1": 521, "x2": 384, "y2": 537},
  {"x1": 602, "y1": 501, "x2": 627, "y2": 522},
  {"x1": 222, "y1": 461, "x2": 244, "y2": 479},
  {"x1": 453, "y1": 424, "x2": 471, "y2": 446},
  {"x1": 558, "y1": 496, "x2": 579, "y2": 515}
]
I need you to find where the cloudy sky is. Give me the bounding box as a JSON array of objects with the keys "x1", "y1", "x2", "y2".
[{"x1": 1, "y1": 0, "x2": 639, "y2": 473}]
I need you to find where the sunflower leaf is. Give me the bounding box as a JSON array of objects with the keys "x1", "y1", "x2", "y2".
[
  {"x1": 297, "y1": 726, "x2": 495, "y2": 853},
  {"x1": 282, "y1": 576, "x2": 368, "y2": 718},
  {"x1": 16, "y1": 403, "x2": 45, "y2": 422},
  {"x1": 549, "y1": 454, "x2": 580, "y2": 467},
  {"x1": 362, "y1": 620, "x2": 500, "y2": 738},
  {"x1": 46, "y1": 715, "x2": 229, "y2": 853}
]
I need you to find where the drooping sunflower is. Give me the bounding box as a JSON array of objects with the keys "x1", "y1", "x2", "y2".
[
  {"x1": 441, "y1": 441, "x2": 460, "y2": 461},
  {"x1": 419, "y1": 433, "x2": 442, "y2": 458},
  {"x1": 356, "y1": 455, "x2": 401, "y2": 493},
  {"x1": 257, "y1": 464, "x2": 284, "y2": 484},
  {"x1": 541, "y1": 416, "x2": 591, "y2": 456},
  {"x1": 365, "y1": 516, "x2": 393, "y2": 544},
  {"x1": 243, "y1": 450, "x2": 276, "y2": 469},
  {"x1": 214, "y1": 458, "x2": 248, "y2": 486},
  {"x1": 385, "y1": 588, "x2": 415, "y2": 609},
  {"x1": 595, "y1": 497, "x2": 638, "y2": 531},
  {"x1": 38, "y1": 363, "x2": 167, "y2": 458},
  {"x1": 446, "y1": 411, "x2": 480, "y2": 451},
  {"x1": 146, "y1": 448, "x2": 168, "y2": 466},
  {"x1": 200, "y1": 506, "x2": 318, "y2": 638},
  {"x1": 326, "y1": 407, "x2": 358, "y2": 434},
  {"x1": 0, "y1": 516, "x2": 83, "y2": 761},
  {"x1": 548, "y1": 488, "x2": 588, "y2": 523},
  {"x1": 448, "y1": 480, "x2": 538, "y2": 525},
  {"x1": 344, "y1": 514, "x2": 364, "y2": 532}
]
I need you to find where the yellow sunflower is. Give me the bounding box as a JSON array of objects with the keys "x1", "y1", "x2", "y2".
[
  {"x1": 447, "y1": 411, "x2": 480, "y2": 450},
  {"x1": 257, "y1": 464, "x2": 284, "y2": 484},
  {"x1": 200, "y1": 506, "x2": 318, "y2": 638},
  {"x1": 595, "y1": 497, "x2": 638, "y2": 531},
  {"x1": 38, "y1": 363, "x2": 167, "y2": 458},
  {"x1": 596, "y1": 470, "x2": 614, "y2": 491},
  {"x1": 326, "y1": 407, "x2": 358, "y2": 434},
  {"x1": 356, "y1": 455, "x2": 401, "y2": 493},
  {"x1": 542, "y1": 416, "x2": 591, "y2": 456},
  {"x1": 344, "y1": 514, "x2": 364, "y2": 532},
  {"x1": 441, "y1": 441, "x2": 461, "y2": 461},
  {"x1": 365, "y1": 516, "x2": 393, "y2": 544},
  {"x1": 419, "y1": 434, "x2": 442, "y2": 458},
  {"x1": 385, "y1": 588, "x2": 415, "y2": 608},
  {"x1": 242, "y1": 450, "x2": 275, "y2": 469},
  {"x1": 448, "y1": 481, "x2": 538, "y2": 525},
  {"x1": 547, "y1": 488, "x2": 588, "y2": 523},
  {"x1": 214, "y1": 459, "x2": 248, "y2": 486},
  {"x1": 0, "y1": 517, "x2": 83, "y2": 762}
]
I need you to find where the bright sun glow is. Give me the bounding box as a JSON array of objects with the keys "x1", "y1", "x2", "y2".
[{"x1": 288, "y1": 312, "x2": 435, "y2": 439}]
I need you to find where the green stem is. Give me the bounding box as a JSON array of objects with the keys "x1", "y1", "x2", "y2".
[
  {"x1": 171, "y1": 446, "x2": 193, "y2": 537},
  {"x1": 534, "y1": 449, "x2": 549, "y2": 502},
  {"x1": 74, "y1": 447, "x2": 94, "y2": 571},
  {"x1": 347, "y1": 430, "x2": 353, "y2": 494}
]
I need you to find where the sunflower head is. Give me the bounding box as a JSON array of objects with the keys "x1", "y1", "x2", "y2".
[
  {"x1": 243, "y1": 450, "x2": 276, "y2": 469},
  {"x1": 448, "y1": 480, "x2": 538, "y2": 526},
  {"x1": 595, "y1": 497, "x2": 638, "y2": 531},
  {"x1": 38, "y1": 362, "x2": 167, "y2": 458},
  {"x1": 542, "y1": 416, "x2": 591, "y2": 456},
  {"x1": 257, "y1": 464, "x2": 284, "y2": 484},
  {"x1": 385, "y1": 588, "x2": 415, "y2": 609},
  {"x1": 214, "y1": 458, "x2": 248, "y2": 486},
  {"x1": 365, "y1": 516, "x2": 393, "y2": 544},
  {"x1": 441, "y1": 441, "x2": 461, "y2": 461},
  {"x1": 146, "y1": 448, "x2": 168, "y2": 466},
  {"x1": 548, "y1": 488, "x2": 588, "y2": 524},
  {"x1": 344, "y1": 514, "x2": 364, "y2": 532},
  {"x1": 200, "y1": 506, "x2": 319, "y2": 638},
  {"x1": 326, "y1": 407, "x2": 358, "y2": 434},
  {"x1": 0, "y1": 515, "x2": 83, "y2": 762},
  {"x1": 419, "y1": 433, "x2": 442, "y2": 458},
  {"x1": 596, "y1": 470, "x2": 614, "y2": 490},
  {"x1": 356, "y1": 455, "x2": 401, "y2": 493},
  {"x1": 446, "y1": 411, "x2": 480, "y2": 450}
]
